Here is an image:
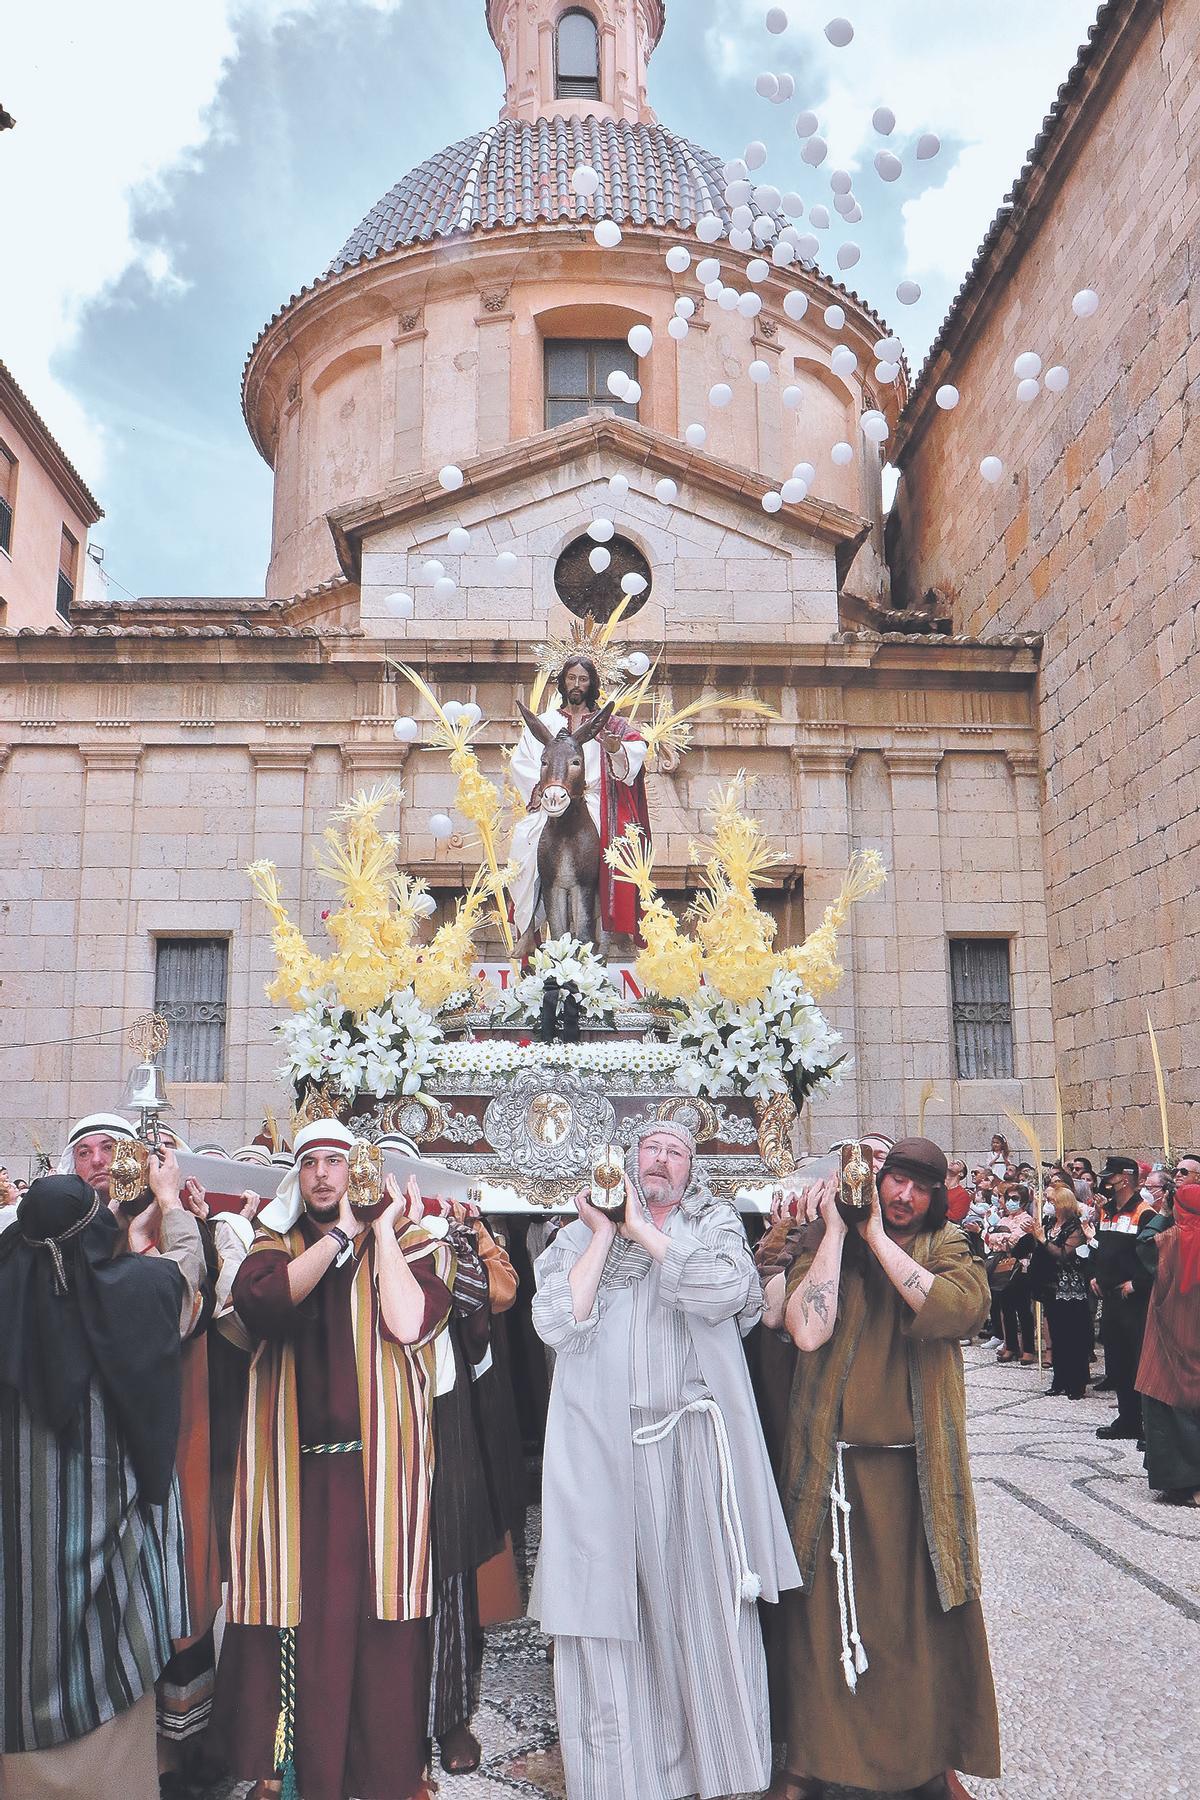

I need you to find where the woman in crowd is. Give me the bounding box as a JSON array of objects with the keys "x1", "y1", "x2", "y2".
[
  {"x1": 1039, "y1": 1182, "x2": 1095, "y2": 1398},
  {"x1": 1136, "y1": 1182, "x2": 1200, "y2": 1505},
  {"x1": 988, "y1": 1185, "x2": 1039, "y2": 1364}
]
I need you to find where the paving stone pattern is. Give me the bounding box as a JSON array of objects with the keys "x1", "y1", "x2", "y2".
[{"x1": 204, "y1": 1346, "x2": 1199, "y2": 1799}]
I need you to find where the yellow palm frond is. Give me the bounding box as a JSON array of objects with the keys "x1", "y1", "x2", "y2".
[
  {"x1": 917, "y1": 1080, "x2": 943, "y2": 1135},
  {"x1": 1146, "y1": 1011, "x2": 1171, "y2": 1162},
  {"x1": 640, "y1": 695, "x2": 781, "y2": 761}
]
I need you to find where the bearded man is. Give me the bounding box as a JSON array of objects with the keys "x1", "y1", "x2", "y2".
[
  {"x1": 774, "y1": 1138, "x2": 1000, "y2": 1800},
  {"x1": 531, "y1": 1119, "x2": 800, "y2": 1800},
  {"x1": 508, "y1": 653, "x2": 649, "y2": 947},
  {"x1": 209, "y1": 1120, "x2": 454, "y2": 1800}
]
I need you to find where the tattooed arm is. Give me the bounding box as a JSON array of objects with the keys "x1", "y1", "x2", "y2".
[
  {"x1": 784, "y1": 1199, "x2": 847, "y2": 1352},
  {"x1": 864, "y1": 1227, "x2": 936, "y2": 1315}
]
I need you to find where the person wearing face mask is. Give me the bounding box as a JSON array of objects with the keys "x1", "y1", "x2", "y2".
[
  {"x1": 987, "y1": 1187, "x2": 1038, "y2": 1364},
  {"x1": 1091, "y1": 1156, "x2": 1156, "y2": 1440}
]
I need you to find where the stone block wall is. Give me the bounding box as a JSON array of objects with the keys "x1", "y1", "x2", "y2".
[{"x1": 890, "y1": 0, "x2": 1199, "y2": 1155}]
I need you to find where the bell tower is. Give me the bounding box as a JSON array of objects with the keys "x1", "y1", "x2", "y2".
[{"x1": 486, "y1": 0, "x2": 665, "y2": 127}]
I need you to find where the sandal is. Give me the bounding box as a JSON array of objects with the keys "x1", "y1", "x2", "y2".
[
  {"x1": 996, "y1": 1349, "x2": 1015, "y2": 1362},
  {"x1": 438, "y1": 1722, "x2": 482, "y2": 1774},
  {"x1": 1020, "y1": 1353, "x2": 1036, "y2": 1364}
]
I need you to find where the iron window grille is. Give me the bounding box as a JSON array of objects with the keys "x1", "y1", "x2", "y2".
[
  {"x1": 949, "y1": 938, "x2": 1015, "y2": 1080},
  {"x1": 154, "y1": 938, "x2": 229, "y2": 1082}
]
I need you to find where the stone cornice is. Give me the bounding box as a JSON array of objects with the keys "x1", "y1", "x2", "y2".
[
  {"x1": 78, "y1": 745, "x2": 143, "y2": 773},
  {"x1": 883, "y1": 747, "x2": 944, "y2": 777},
  {"x1": 247, "y1": 745, "x2": 312, "y2": 771}
]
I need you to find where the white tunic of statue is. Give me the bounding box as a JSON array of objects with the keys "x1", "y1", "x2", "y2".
[
  {"x1": 508, "y1": 703, "x2": 647, "y2": 940},
  {"x1": 530, "y1": 1195, "x2": 800, "y2": 1800}
]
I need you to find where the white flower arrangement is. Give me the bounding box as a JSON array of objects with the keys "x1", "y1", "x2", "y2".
[
  {"x1": 432, "y1": 1037, "x2": 684, "y2": 1080},
  {"x1": 497, "y1": 935, "x2": 621, "y2": 1029},
  {"x1": 275, "y1": 985, "x2": 447, "y2": 1101},
  {"x1": 672, "y1": 968, "x2": 845, "y2": 1106}
]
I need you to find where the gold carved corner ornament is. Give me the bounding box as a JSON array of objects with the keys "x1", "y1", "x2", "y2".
[{"x1": 753, "y1": 1091, "x2": 799, "y2": 1176}]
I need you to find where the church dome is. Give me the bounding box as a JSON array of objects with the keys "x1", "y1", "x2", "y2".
[{"x1": 328, "y1": 116, "x2": 777, "y2": 276}]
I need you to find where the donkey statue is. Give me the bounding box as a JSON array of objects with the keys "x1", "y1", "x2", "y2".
[{"x1": 512, "y1": 697, "x2": 616, "y2": 956}]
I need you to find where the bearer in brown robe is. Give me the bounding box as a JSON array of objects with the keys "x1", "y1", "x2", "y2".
[{"x1": 774, "y1": 1138, "x2": 1001, "y2": 1800}]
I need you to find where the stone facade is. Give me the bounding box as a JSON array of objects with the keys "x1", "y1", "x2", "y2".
[
  {"x1": 890, "y1": 0, "x2": 1199, "y2": 1155},
  {"x1": 0, "y1": 360, "x2": 102, "y2": 632}
]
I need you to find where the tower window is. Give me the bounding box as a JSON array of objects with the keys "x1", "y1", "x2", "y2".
[
  {"x1": 949, "y1": 938, "x2": 1015, "y2": 1080},
  {"x1": 556, "y1": 9, "x2": 600, "y2": 100},
  {"x1": 545, "y1": 339, "x2": 637, "y2": 428}
]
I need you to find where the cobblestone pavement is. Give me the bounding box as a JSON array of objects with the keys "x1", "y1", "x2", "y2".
[{"x1": 200, "y1": 1345, "x2": 1199, "y2": 1800}]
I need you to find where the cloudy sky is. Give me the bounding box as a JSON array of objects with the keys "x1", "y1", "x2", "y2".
[{"x1": 3, "y1": 0, "x2": 1100, "y2": 600}]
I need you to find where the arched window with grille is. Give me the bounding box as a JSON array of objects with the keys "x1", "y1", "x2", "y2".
[{"x1": 556, "y1": 9, "x2": 600, "y2": 100}]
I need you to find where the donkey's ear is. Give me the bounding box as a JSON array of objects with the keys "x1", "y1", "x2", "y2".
[
  {"x1": 517, "y1": 700, "x2": 553, "y2": 745},
  {"x1": 575, "y1": 699, "x2": 616, "y2": 745}
]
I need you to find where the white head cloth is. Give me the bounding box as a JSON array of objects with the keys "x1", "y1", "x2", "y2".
[
  {"x1": 258, "y1": 1117, "x2": 355, "y2": 1234},
  {"x1": 57, "y1": 1112, "x2": 137, "y2": 1174},
  {"x1": 232, "y1": 1145, "x2": 274, "y2": 1166}
]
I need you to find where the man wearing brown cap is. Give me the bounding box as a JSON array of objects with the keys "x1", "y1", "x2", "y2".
[{"x1": 772, "y1": 1138, "x2": 1000, "y2": 1800}]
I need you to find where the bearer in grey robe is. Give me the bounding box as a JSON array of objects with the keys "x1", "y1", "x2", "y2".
[{"x1": 530, "y1": 1119, "x2": 801, "y2": 1800}]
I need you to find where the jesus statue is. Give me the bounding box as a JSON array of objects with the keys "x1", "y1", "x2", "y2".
[{"x1": 509, "y1": 654, "x2": 651, "y2": 952}]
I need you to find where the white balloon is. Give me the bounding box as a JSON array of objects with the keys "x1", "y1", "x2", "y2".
[
  {"x1": 446, "y1": 526, "x2": 471, "y2": 553},
  {"x1": 782, "y1": 385, "x2": 803, "y2": 409},
  {"x1": 845, "y1": 202, "x2": 863, "y2": 224},
  {"x1": 824, "y1": 304, "x2": 846, "y2": 327},
  {"x1": 874, "y1": 361, "x2": 900, "y2": 382},
  {"x1": 726, "y1": 180, "x2": 754, "y2": 206},
  {"x1": 655, "y1": 477, "x2": 678, "y2": 504},
  {"x1": 675, "y1": 296, "x2": 696, "y2": 318},
  {"x1": 765, "y1": 5, "x2": 788, "y2": 30},
  {"x1": 755, "y1": 72, "x2": 780, "y2": 99},
  {"x1": 685, "y1": 422, "x2": 708, "y2": 447},
  {"x1": 793, "y1": 461, "x2": 816, "y2": 483},
  {"x1": 754, "y1": 182, "x2": 782, "y2": 209},
  {"x1": 745, "y1": 140, "x2": 768, "y2": 169},
  {"x1": 809, "y1": 204, "x2": 831, "y2": 229},
  {"x1": 1013, "y1": 351, "x2": 1042, "y2": 379},
  {"x1": 571, "y1": 164, "x2": 600, "y2": 197},
  {"x1": 837, "y1": 243, "x2": 861, "y2": 269},
  {"x1": 718, "y1": 287, "x2": 739, "y2": 311},
  {"x1": 443, "y1": 701, "x2": 464, "y2": 724},
  {"x1": 1072, "y1": 288, "x2": 1100, "y2": 318},
  {"x1": 801, "y1": 135, "x2": 828, "y2": 167},
  {"x1": 738, "y1": 292, "x2": 764, "y2": 318},
  {"x1": 594, "y1": 219, "x2": 622, "y2": 248},
  {"x1": 783, "y1": 290, "x2": 809, "y2": 321},
  {"x1": 748, "y1": 359, "x2": 772, "y2": 383},
  {"x1": 624, "y1": 380, "x2": 642, "y2": 404},
  {"x1": 429, "y1": 813, "x2": 453, "y2": 841},
  {"x1": 384, "y1": 591, "x2": 414, "y2": 619},
  {"x1": 730, "y1": 227, "x2": 755, "y2": 252},
  {"x1": 667, "y1": 315, "x2": 690, "y2": 341},
  {"x1": 772, "y1": 240, "x2": 796, "y2": 266},
  {"x1": 587, "y1": 517, "x2": 615, "y2": 542},
  {"x1": 420, "y1": 559, "x2": 445, "y2": 581},
  {"x1": 915, "y1": 132, "x2": 941, "y2": 160},
  {"x1": 752, "y1": 215, "x2": 777, "y2": 243},
  {"x1": 795, "y1": 233, "x2": 820, "y2": 259},
  {"x1": 834, "y1": 192, "x2": 856, "y2": 217},
  {"x1": 724, "y1": 158, "x2": 749, "y2": 182},
  {"x1": 606, "y1": 369, "x2": 630, "y2": 398},
  {"x1": 872, "y1": 106, "x2": 896, "y2": 135},
  {"x1": 697, "y1": 257, "x2": 721, "y2": 284},
  {"x1": 747, "y1": 257, "x2": 770, "y2": 283},
  {"x1": 461, "y1": 702, "x2": 483, "y2": 726},
  {"x1": 935, "y1": 384, "x2": 959, "y2": 410},
  {"x1": 665, "y1": 244, "x2": 691, "y2": 273},
  {"x1": 1045, "y1": 364, "x2": 1070, "y2": 393},
  {"x1": 588, "y1": 546, "x2": 612, "y2": 573},
  {"x1": 433, "y1": 576, "x2": 457, "y2": 601},
  {"x1": 624, "y1": 649, "x2": 651, "y2": 676},
  {"x1": 608, "y1": 472, "x2": 630, "y2": 498},
  {"x1": 762, "y1": 490, "x2": 783, "y2": 512},
  {"x1": 794, "y1": 110, "x2": 819, "y2": 138},
  {"x1": 830, "y1": 345, "x2": 858, "y2": 377},
  {"x1": 495, "y1": 550, "x2": 519, "y2": 575},
  {"x1": 831, "y1": 441, "x2": 854, "y2": 465},
  {"x1": 979, "y1": 456, "x2": 1004, "y2": 483},
  {"x1": 874, "y1": 335, "x2": 903, "y2": 360},
  {"x1": 393, "y1": 715, "x2": 419, "y2": 742},
  {"x1": 781, "y1": 477, "x2": 808, "y2": 503},
  {"x1": 860, "y1": 409, "x2": 889, "y2": 443},
  {"x1": 438, "y1": 464, "x2": 464, "y2": 491},
  {"x1": 734, "y1": 204, "x2": 755, "y2": 230},
  {"x1": 824, "y1": 16, "x2": 854, "y2": 46},
  {"x1": 627, "y1": 324, "x2": 653, "y2": 356},
  {"x1": 704, "y1": 279, "x2": 724, "y2": 300},
  {"x1": 698, "y1": 210, "x2": 724, "y2": 243},
  {"x1": 780, "y1": 190, "x2": 804, "y2": 215},
  {"x1": 896, "y1": 279, "x2": 921, "y2": 305},
  {"x1": 621, "y1": 574, "x2": 649, "y2": 597},
  {"x1": 874, "y1": 150, "x2": 903, "y2": 182},
  {"x1": 773, "y1": 73, "x2": 795, "y2": 102},
  {"x1": 830, "y1": 168, "x2": 853, "y2": 196},
  {"x1": 414, "y1": 893, "x2": 438, "y2": 918},
  {"x1": 709, "y1": 383, "x2": 734, "y2": 409},
  {"x1": 1016, "y1": 377, "x2": 1040, "y2": 403}
]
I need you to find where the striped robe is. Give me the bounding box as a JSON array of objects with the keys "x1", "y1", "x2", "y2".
[{"x1": 0, "y1": 1379, "x2": 187, "y2": 1754}]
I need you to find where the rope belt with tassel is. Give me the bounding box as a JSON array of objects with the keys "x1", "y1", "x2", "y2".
[{"x1": 830, "y1": 1440, "x2": 916, "y2": 1692}]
